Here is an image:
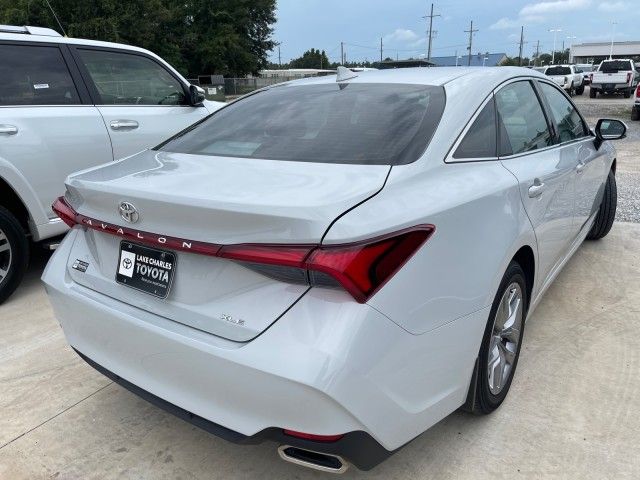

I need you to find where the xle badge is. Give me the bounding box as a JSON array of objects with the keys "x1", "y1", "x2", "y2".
[{"x1": 72, "y1": 260, "x2": 89, "y2": 273}]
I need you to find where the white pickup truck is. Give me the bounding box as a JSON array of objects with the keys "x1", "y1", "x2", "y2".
[
  {"x1": 543, "y1": 65, "x2": 584, "y2": 95},
  {"x1": 590, "y1": 59, "x2": 639, "y2": 98}
]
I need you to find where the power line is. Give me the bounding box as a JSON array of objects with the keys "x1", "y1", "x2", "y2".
[{"x1": 422, "y1": 3, "x2": 441, "y2": 62}]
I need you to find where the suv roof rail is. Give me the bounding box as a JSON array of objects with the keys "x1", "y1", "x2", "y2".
[{"x1": 0, "y1": 25, "x2": 62, "y2": 37}]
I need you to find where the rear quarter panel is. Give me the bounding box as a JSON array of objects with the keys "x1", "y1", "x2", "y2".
[{"x1": 324, "y1": 160, "x2": 537, "y2": 335}]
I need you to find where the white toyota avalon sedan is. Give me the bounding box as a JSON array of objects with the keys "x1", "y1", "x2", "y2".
[{"x1": 43, "y1": 67, "x2": 625, "y2": 473}]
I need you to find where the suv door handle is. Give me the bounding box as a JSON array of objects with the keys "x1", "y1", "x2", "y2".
[
  {"x1": 576, "y1": 161, "x2": 586, "y2": 174},
  {"x1": 110, "y1": 120, "x2": 139, "y2": 130},
  {"x1": 0, "y1": 125, "x2": 18, "y2": 135},
  {"x1": 528, "y1": 180, "x2": 546, "y2": 198}
]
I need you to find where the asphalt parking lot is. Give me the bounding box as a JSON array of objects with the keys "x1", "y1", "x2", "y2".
[{"x1": 1, "y1": 92, "x2": 639, "y2": 479}]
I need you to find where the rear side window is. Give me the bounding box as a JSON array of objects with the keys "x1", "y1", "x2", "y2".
[
  {"x1": 0, "y1": 44, "x2": 80, "y2": 106},
  {"x1": 495, "y1": 81, "x2": 553, "y2": 156},
  {"x1": 538, "y1": 82, "x2": 588, "y2": 143},
  {"x1": 453, "y1": 98, "x2": 497, "y2": 159},
  {"x1": 78, "y1": 49, "x2": 186, "y2": 106},
  {"x1": 545, "y1": 66, "x2": 572, "y2": 76},
  {"x1": 159, "y1": 83, "x2": 446, "y2": 165}
]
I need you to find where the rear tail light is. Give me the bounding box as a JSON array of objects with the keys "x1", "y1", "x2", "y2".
[
  {"x1": 53, "y1": 196, "x2": 434, "y2": 303},
  {"x1": 636, "y1": 84, "x2": 640, "y2": 97}
]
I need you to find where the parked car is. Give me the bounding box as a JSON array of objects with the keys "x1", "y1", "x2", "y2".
[
  {"x1": 633, "y1": 83, "x2": 640, "y2": 121},
  {"x1": 43, "y1": 67, "x2": 625, "y2": 473},
  {"x1": 544, "y1": 64, "x2": 584, "y2": 95},
  {"x1": 590, "y1": 58, "x2": 639, "y2": 98},
  {"x1": 575, "y1": 63, "x2": 595, "y2": 85},
  {"x1": 0, "y1": 25, "x2": 223, "y2": 303}
]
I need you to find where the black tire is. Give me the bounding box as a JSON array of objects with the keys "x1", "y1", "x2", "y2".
[
  {"x1": 587, "y1": 170, "x2": 617, "y2": 240},
  {"x1": 624, "y1": 88, "x2": 631, "y2": 99},
  {"x1": 589, "y1": 87, "x2": 597, "y2": 98},
  {"x1": 632, "y1": 106, "x2": 640, "y2": 121},
  {"x1": 576, "y1": 85, "x2": 584, "y2": 95},
  {"x1": 471, "y1": 261, "x2": 528, "y2": 414},
  {"x1": 0, "y1": 206, "x2": 29, "y2": 304}
]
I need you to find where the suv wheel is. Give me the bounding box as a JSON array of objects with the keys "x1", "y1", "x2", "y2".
[
  {"x1": 624, "y1": 88, "x2": 631, "y2": 99},
  {"x1": 575, "y1": 85, "x2": 584, "y2": 95},
  {"x1": 471, "y1": 261, "x2": 527, "y2": 414},
  {"x1": 632, "y1": 106, "x2": 640, "y2": 122},
  {"x1": 0, "y1": 207, "x2": 29, "y2": 304},
  {"x1": 590, "y1": 87, "x2": 597, "y2": 98}
]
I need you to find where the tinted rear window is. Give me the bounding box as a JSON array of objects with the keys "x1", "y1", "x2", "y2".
[
  {"x1": 546, "y1": 66, "x2": 571, "y2": 76},
  {"x1": 600, "y1": 60, "x2": 631, "y2": 72},
  {"x1": 159, "y1": 83, "x2": 446, "y2": 165}
]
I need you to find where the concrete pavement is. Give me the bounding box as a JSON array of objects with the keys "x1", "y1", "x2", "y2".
[{"x1": 1, "y1": 222, "x2": 639, "y2": 479}]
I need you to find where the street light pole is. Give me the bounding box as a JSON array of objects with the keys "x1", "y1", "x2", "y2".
[
  {"x1": 549, "y1": 28, "x2": 562, "y2": 64},
  {"x1": 609, "y1": 21, "x2": 617, "y2": 59},
  {"x1": 566, "y1": 36, "x2": 576, "y2": 63}
]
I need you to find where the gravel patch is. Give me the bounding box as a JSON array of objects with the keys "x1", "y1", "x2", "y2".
[{"x1": 615, "y1": 171, "x2": 640, "y2": 223}]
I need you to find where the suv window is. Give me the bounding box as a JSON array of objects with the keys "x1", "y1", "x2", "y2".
[
  {"x1": 453, "y1": 98, "x2": 497, "y2": 159},
  {"x1": 539, "y1": 82, "x2": 588, "y2": 143},
  {"x1": 0, "y1": 44, "x2": 80, "y2": 106},
  {"x1": 159, "y1": 83, "x2": 446, "y2": 166},
  {"x1": 78, "y1": 49, "x2": 186, "y2": 106},
  {"x1": 495, "y1": 81, "x2": 553, "y2": 156}
]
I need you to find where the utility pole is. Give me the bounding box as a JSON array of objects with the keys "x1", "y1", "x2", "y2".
[
  {"x1": 464, "y1": 20, "x2": 478, "y2": 66},
  {"x1": 380, "y1": 37, "x2": 383, "y2": 63},
  {"x1": 534, "y1": 40, "x2": 540, "y2": 66},
  {"x1": 518, "y1": 26, "x2": 524, "y2": 66},
  {"x1": 609, "y1": 21, "x2": 617, "y2": 59},
  {"x1": 423, "y1": 3, "x2": 440, "y2": 62},
  {"x1": 277, "y1": 43, "x2": 281, "y2": 68},
  {"x1": 340, "y1": 41, "x2": 344, "y2": 65},
  {"x1": 549, "y1": 28, "x2": 562, "y2": 64}
]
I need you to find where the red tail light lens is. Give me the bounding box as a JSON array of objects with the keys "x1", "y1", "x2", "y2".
[
  {"x1": 636, "y1": 84, "x2": 640, "y2": 97},
  {"x1": 283, "y1": 429, "x2": 344, "y2": 442},
  {"x1": 52, "y1": 197, "x2": 78, "y2": 228},
  {"x1": 305, "y1": 227, "x2": 434, "y2": 303},
  {"x1": 53, "y1": 196, "x2": 434, "y2": 302}
]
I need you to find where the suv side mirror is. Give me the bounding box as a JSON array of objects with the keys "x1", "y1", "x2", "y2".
[
  {"x1": 594, "y1": 118, "x2": 627, "y2": 149},
  {"x1": 188, "y1": 84, "x2": 206, "y2": 106}
]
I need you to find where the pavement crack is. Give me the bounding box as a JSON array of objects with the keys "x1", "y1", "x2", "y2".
[{"x1": 0, "y1": 382, "x2": 113, "y2": 450}]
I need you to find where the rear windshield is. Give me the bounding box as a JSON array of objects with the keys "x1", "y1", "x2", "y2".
[
  {"x1": 546, "y1": 66, "x2": 571, "y2": 76},
  {"x1": 158, "y1": 83, "x2": 446, "y2": 165},
  {"x1": 600, "y1": 60, "x2": 631, "y2": 72}
]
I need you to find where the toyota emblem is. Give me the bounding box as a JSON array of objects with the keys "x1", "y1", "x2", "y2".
[{"x1": 119, "y1": 201, "x2": 139, "y2": 223}]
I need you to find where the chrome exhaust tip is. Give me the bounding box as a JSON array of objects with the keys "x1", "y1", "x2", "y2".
[{"x1": 277, "y1": 445, "x2": 349, "y2": 474}]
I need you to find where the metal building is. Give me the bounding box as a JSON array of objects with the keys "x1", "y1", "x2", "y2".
[{"x1": 571, "y1": 41, "x2": 640, "y2": 64}]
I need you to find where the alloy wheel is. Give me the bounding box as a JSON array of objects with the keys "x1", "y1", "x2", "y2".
[
  {"x1": 487, "y1": 282, "x2": 523, "y2": 395},
  {"x1": 0, "y1": 228, "x2": 12, "y2": 285}
]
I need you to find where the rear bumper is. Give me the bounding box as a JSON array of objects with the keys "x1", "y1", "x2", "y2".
[
  {"x1": 75, "y1": 348, "x2": 391, "y2": 470},
  {"x1": 591, "y1": 83, "x2": 629, "y2": 91},
  {"x1": 43, "y1": 229, "x2": 489, "y2": 469}
]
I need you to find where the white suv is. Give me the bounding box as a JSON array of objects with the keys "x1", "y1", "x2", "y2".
[{"x1": 0, "y1": 25, "x2": 222, "y2": 302}]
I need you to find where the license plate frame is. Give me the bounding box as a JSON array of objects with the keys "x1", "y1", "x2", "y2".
[{"x1": 115, "y1": 241, "x2": 176, "y2": 299}]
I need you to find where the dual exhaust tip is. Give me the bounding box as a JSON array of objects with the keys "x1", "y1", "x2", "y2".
[{"x1": 277, "y1": 445, "x2": 349, "y2": 474}]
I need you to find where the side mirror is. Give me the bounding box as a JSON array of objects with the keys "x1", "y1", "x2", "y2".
[
  {"x1": 188, "y1": 84, "x2": 206, "y2": 106},
  {"x1": 594, "y1": 118, "x2": 627, "y2": 150}
]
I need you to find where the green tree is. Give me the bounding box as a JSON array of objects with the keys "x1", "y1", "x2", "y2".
[
  {"x1": 0, "y1": 0, "x2": 276, "y2": 77},
  {"x1": 290, "y1": 48, "x2": 330, "y2": 69}
]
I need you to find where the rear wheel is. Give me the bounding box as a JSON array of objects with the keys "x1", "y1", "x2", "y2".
[
  {"x1": 0, "y1": 206, "x2": 29, "y2": 304},
  {"x1": 576, "y1": 85, "x2": 584, "y2": 95},
  {"x1": 624, "y1": 88, "x2": 631, "y2": 99},
  {"x1": 590, "y1": 87, "x2": 597, "y2": 98},
  {"x1": 471, "y1": 262, "x2": 527, "y2": 414},
  {"x1": 632, "y1": 106, "x2": 640, "y2": 121},
  {"x1": 587, "y1": 170, "x2": 617, "y2": 240}
]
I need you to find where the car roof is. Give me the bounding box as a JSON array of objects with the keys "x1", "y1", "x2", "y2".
[
  {"x1": 280, "y1": 66, "x2": 546, "y2": 88},
  {"x1": 0, "y1": 29, "x2": 150, "y2": 55}
]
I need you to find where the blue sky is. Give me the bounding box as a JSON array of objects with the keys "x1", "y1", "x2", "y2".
[{"x1": 269, "y1": 0, "x2": 638, "y2": 63}]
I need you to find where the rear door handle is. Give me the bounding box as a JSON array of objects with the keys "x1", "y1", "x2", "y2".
[
  {"x1": 528, "y1": 180, "x2": 546, "y2": 198},
  {"x1": 110, "y1": 120, "x2": 139, "y2": 130},
  {"x1": 576, "y1": 161, "x2": 586, "y2": 174},
  {"x1": 0, "y1": 124, "x2": 18, "y2": 135}
]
